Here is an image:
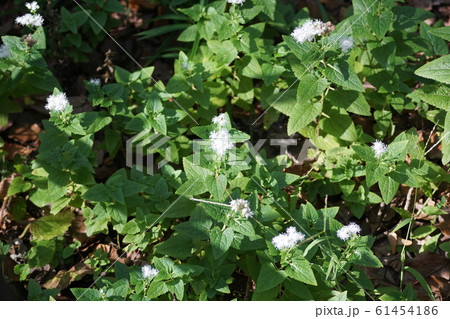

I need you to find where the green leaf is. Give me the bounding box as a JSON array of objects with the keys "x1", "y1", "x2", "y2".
[
  {"x1": 324, "y1": 60, "x2": 364, "y2": 92},
  {"x1": 297, "y1": 74, "x2": 328, "y2": 102},
  {"x1": 287, "y1": 102, "x2": 322, "y2": 135},
  {"x1": 138, "y1": 23, "x2": 190, "y2": 40},
  {"x1": 261, "y1": 63, "x2": 285, "y2": 86},
  {"x1": 414, "y1": 55, "x2": 450, "y2": 85},
  {"x1": 413, "y1": 84, "x2": 450, "y2": 110},
  {"x1": 205, "y1": 174, "x2": 227, "y2": 200},
  {"x1": 378, "y1": 175, "x2": 399, "y2": 204},
  {"x1": 422, "y1": 206, "x2": 447, "y2": 216},
  {"x1": 420, "y1": 23, "x2": 448, "y2": 56},
  {"x1": 428, "y1": 26, "x2": 450, "y2": 41},
  {"x1": 7, "y1": 177, "x2": 31, "y2": 196},
  {"x1": 367, "y1": 11, "x2": 392, "y2": 38},
  {"x1": 365, "y1": 162, "x2": 389, "y2": 187},
  {"x1": 256, "y1": 262, "x2": 286, "y2": 292},
  {"x1": 352, "y1": 144, "x2": 376, "y2": 162},
  {"x1": 392, "y1": 218, "x2": 412, "y2": 233},
  {"x1": 71, "y1": 288, "x2": 101, "y2": 301},
  {"x1": 392, "y1": 6, "x2": 433, "y2": 30},
  {"x1": 30, "y1": 211, "x2": 74, "y2": 240},
  {"x1": 155, "y1": 234, "x2": 193, "y2": 259},
  {"x1": 285, "y1": 254, "x2": 317, "y2": 286},
  {"x1": 405, "y1": 267, "x2": 435, "y2": 301},
  {"x1": 385, "y1": 140, "x2": 409, "y2": 161},
  {"x1": 210, "y1": 227, "x2": 234, "y2": 260},
  {"x1": 321, "y1": 106, "x2": 358, "y2": 142},
  {"x1": 27, "y1": 239, "x2": 56, "y2": 268},
  {"x1": 444, "y1": 112, "x2": 450, "y2": 165},
  {"x1": 411, "y1": 225, "x2": 436, "y2": 239},
  {"x1": 327, "y1": 90, "x2": 371, "y2": 116}
]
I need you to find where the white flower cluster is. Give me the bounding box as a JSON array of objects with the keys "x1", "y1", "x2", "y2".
[
  {"x1": 88, "y1": 78, "x2": 101, "y2": 86},
  {"x1": 16, "y1": 1, "x2": 43, "y2": 27},
  {"x1": 212, "y1": 113, "x2": 228, "y2": 127},
  {"x1": 272, "y1": 226, "x2": 305, "y2": 250},
  {"x1": 230, "y1": 199, "x2": 253, "y2": 218},
  {"x1": 25, "y1": 1, "x2": 40, "y2": 13},
  {"x1": 0, "y1": 44, "x2": 10, "y2": 59},
  {"x1": 339, "y1": 36, "x2": 354, "y2": 52},
  {"x1": 337, "y1": 222, "x2": 361, "y2": 241},
  {"x1": 291, "y1": 19, "x2": 329, "y2": 44},
  {"x1": 227, "y1": 0, "x2": 246, "y2": 4},
  {"x1": 371, "y1": 140, "x2": 388, "y2": 158},
  {"x1": 142, "y1": 265, "x2": 159, "y2": 279},
  {"x1": 15, "y1": 13, "x2": 44, "y2": 27},
  {"x1": 209, "y1": 128, "x2": 234, "y2": 157},
  {"x1": 45, "y1": 92, "x2": 70, "y2": 112}
]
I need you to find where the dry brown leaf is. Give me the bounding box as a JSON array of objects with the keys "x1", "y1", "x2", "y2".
[
  {"x1": 436, "y1": 215, "x2": 450, "y2": 236},
  {"x1": 42, "y1": 262, "x2": 93, "y2": 290},
  {"x1": 7, "y1": 123, "x2": 40, "y2": 144}
]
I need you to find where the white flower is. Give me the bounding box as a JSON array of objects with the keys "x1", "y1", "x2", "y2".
[
  {"x1": 212, "y1": 113, "x2": 228, "y2": 127},
  {"x1": 291, "y1": 19, "x2": 328, "y2": 44},
  {"x1": 272, "y1": 226, "x2": 305, "y2": 250},
  {"x1": 209, "y1": 128, "x2": 234, "y2": 157},
  {"x1": 0, "y1": 44, "x2": 10, "y2": 59},
  {"x1": 227, "y1": 0, "x2": 245, "y2": 4},
  {"x1": 142, "y1": 265, "x2": 158, "y2": 279},
  {"x1": 88, "y1": 78, "x2": 101, "y2": 86},
  {"x1": 337, "y1": 223, "x2": 361, "y2": 241},
  {"x1": 371, "y1": 140, "x2": 388, "y2": 158},
  {"x1": 25, "y1": 1, "x2": 40, "y2": 13},
  {"x1": 230, "y1": 198, "x2": 253, "y2": 218},
  {"x1": 15, "y1": 13, "x2": 44, "y2": 27},
  {"x1": 339, "y1": 36, "x2": 354, "y2": 52},
  {"x1": 45, "y1": 92, "x2": 70, "y2": 112},
  {"x1": 347, "y1": 222, "x2": 361, "y2": 234}
]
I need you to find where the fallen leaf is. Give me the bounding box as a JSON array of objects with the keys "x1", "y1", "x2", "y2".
[
  {"x1": 436, "y1": 215, "x2": 450, "y2": 236},
  {"x1": 42, "y1": 262, "x2": 93, "y2": 290}
]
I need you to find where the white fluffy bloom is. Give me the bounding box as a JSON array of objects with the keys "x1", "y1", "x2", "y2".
[
  {"x1": 272, "y1": 226, "x2": 305, "y2": 250},
  {"x1": 291, "y1": 19, "x2": 328, "y2": 44},
  {"x1": 227, "y1": 0, "x2": 246, "y2": 4},
  {"x1": 45, "y1": 92, "x2": 70, "y2": 112},
  {"x1": 142, "y1": 265, "x2": 158, "y2": 279},
  {"x1": 230, "y1": 199, "x2": 253, "y2": 218},
  {"x1": 337, "y1": 223, "x2": 361, "y2": 241},
  {"x1": 209, "y1": 128, "x2": 234, "y2": 157},
  {"x1": 25, "y1": 1, "x2": 40, "y2": 12},
  {"x1": 0, "y1": 44, "x2": 10, "y2": 59},
  {"x1": 339, "y1": 36, "x2": 354, "y2": 52},
  {"x1": 212, "y1": 113, "x2": 228, "y2": 127},
  {"x1": 371, "y1": 140, "x2": 388, "y2": 158},
  {"x1": 15, "y1": 13, "x2": 44, "y2": 27},
  {"x1": 88, "y1": 78, "x2": 101, "y2": 86}
]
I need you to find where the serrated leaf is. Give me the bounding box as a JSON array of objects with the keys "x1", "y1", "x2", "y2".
[
  {"x1": 205, "y1": 174, "x2": 227, "y2": 200},
  {"x1": 378, "y1": 175, "x2": 399, "y2": 204},
  {"x1": 297, "y1": 74, "x2": 328, "y2": 102},
  {"x1": 413, "y1": 84, "x2": 450, "y2": 110},
  {"x1": 428, "y1": 26, "x2": 450, "y2": 41},
  {"x1": 30, "y1": 210, "x2": 74, "y2": 240},
  {"x1": 368, "y1": 11, "x2": 392, "y2": 38},
  {"x1": 325, "y1": 60, "x2": 364, "y2": 92},
  {"x1": 256, "y1": 262, "x2": 286, "y2": 292},
  {"x1": 414, "y1": 55, "x2": 450, "y2": 85},
  {"x1": 285, "y1": 255, "x2": 317, "y2": 286},
  {"x1": 287, "y1": 102, "x2": 322, "y2": 135},
  {"x1": 321, "y1": 106, "x2": 358, "y2": 142},
  {"x1": 210, "y1": 227, "x2": 234, "y2": 260},
  {"x1": 327, "y1": 90, "x2": 371, "y2": 116}
]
